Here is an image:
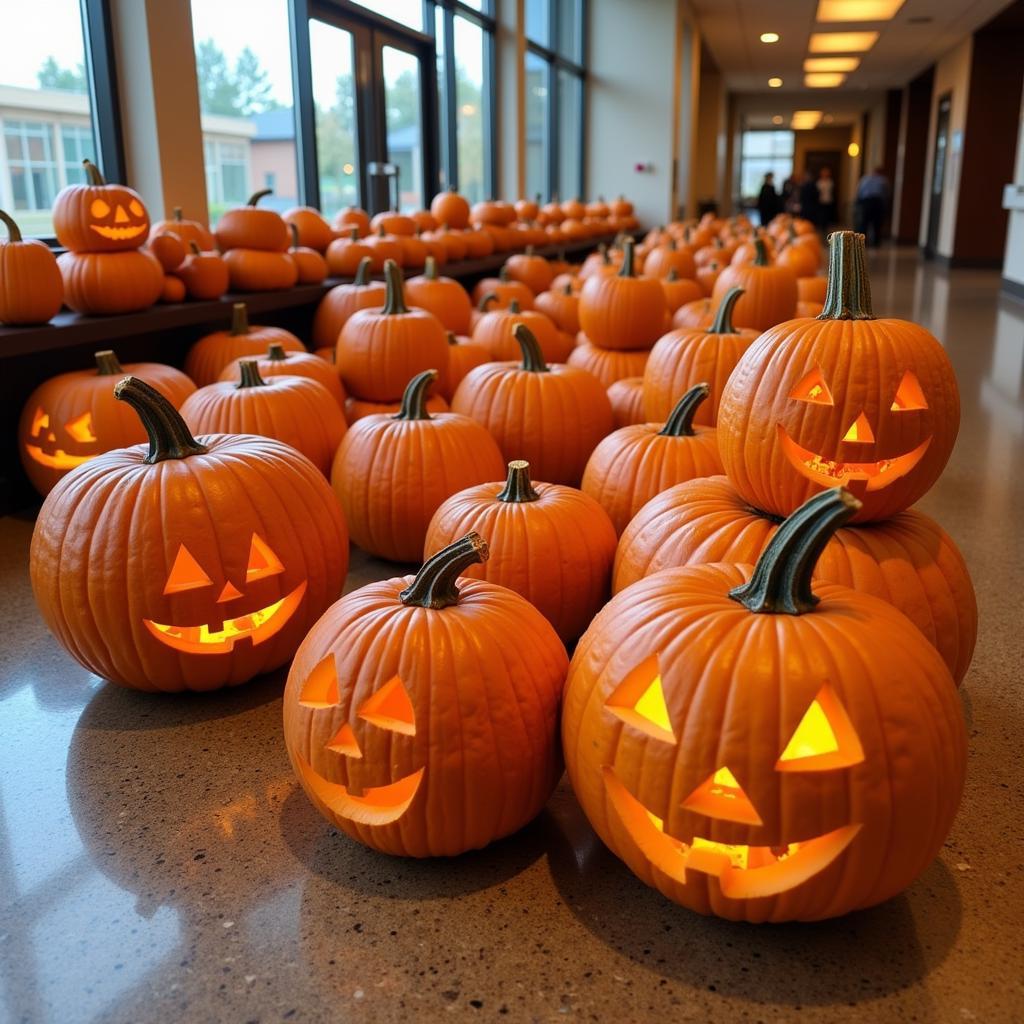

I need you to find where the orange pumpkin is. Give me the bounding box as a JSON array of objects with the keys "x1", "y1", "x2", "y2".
[
  {"x1": 798, "y1": 276, "x2": 828, "y2": 304},
  {"x1": 364, "y1": 226, "x2": 405, "y2": 270},
  {"x1": 672, "y1": 296, "x2": 715, "y2": 330},
  {"x1": 219, "y1": 342, "x2": 346, "y2": 409},
  {"x1": 607, "y1": 376, "x2": 646, "y2": 428},
  {"x1": 504, "y1": 247, "x2": 554, "y2": 294},
  {"x1": 325, "y1": 228, "x2": 374, "y2": 277},
  {"x1": 472, "y1": 298, "x2": 571, "y2": 363},
  {"x1": 58, "y1": 249, "x2": 164, "y2": 315},
  {"x1": 312, "y1": 257, "x2": 386, "y2": 349},
  {"x1": 660, "y1": 268, "x2": 704, "y2": 314},
  {"x1": 581, "y1": 384, "x2": 723, "y2": 535},
  {"x1": 425, "y1": 460, "x2": 618, "y2": 643},
  {"x1": 175, "y1": 242, "x2": 229, "y2": 301},
  {"x1": 696, "y1": 260, "x2": 722, "y2": 296},
  {"x1": 0, "y1": 208, "x2": 63, "y2": 325},
  {"x1": 222, "y1": 248, "x2": 299, "y2": 292},
  {"x1": 371, "y1": 211, "x2": 417, "y2": 236},
  {"x1": 404, "y1": 256, "x2": 472, "y2": 334},
  {"x1": 150, "y1": 206, "x2": 215, "y2": 251},
  {"x1": 345, "y1": 392, "x2": 450, "y2": 424},
  {"x1": 471, "y1": 266, "x2": 534, "y2": 309},
  {"x1": 215, "y1": 189, "x2": 290, "y2": 252},
  {"x1": 534, "y1": 281, "x2": 580, "y2": 335},
  {"x1": 643, "y1": 238, "x2": 696, "y2": 280},
  {"x1": 515, "y1": 194, "x2": 541, "y2": 221},
  {"x1": 288, "y1": 224, "x2": 328, "y2": 284},
  {"x1": 282, "y1": 531, "x2": 566, "y2": 856},
  {"x1": 452, "y1": 324, "x2": 614, "y2": 485},
  {"x1": 147, "y1": 232, "x2": 186, "y2": 272},
  {"x1": 283, "y1": 206, "x2": 334, "y2": 252},
  {"x1": 612, "y1": 474, "x2": 977, "y2": 684},
  {"x1": 438, "y1": 331, "x2": 489, "y2": 401},
  {"x1": 31, "y1": 377, "x2": 348, "y2": 692},
  {"x1": 53, "y1": 159, "x2": 149, "y2": 253},
  {"x1": 332, "y1": 205, "x2": 371, "y2": 238},
  {"x1": 159, "y1": 274, "x2": 186, "y2": 303},
  {"x1": 711, "y1": 238, "x2": 797, "y2": 331},
  {"x1": 332, "y1": 370, "x2": 504, "y2": 560},
  {"x1": 568, "y1": 337, "x2": 649, "y2": 388}
]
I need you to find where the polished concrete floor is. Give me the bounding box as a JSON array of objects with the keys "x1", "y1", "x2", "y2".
[{"x1": 1, "y1": 248, "x2": 1021, "y2": 1023}]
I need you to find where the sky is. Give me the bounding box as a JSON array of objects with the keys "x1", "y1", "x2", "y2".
[{"x1": 0, "y1": 0, "x2": 91, "y2": 89}]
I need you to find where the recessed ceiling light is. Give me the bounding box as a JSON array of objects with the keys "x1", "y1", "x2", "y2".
[
  {"x1": 768, "y1": 77, "x2": 783, "y2": 88},
  {"x1": 816, "y1": 0, "x2": 904, "y2": 21},
  {"x1": 760, "y1": 32, "x2": 780, "y2": 43},
  {"x1": 804, "y1": 56, "x2": 860, "y2": 72},
  {"x1": 848, "y1": 142, "x2": 861, "y2": 157},
  {"x1": 772, "y1": 115, "x2": 784, "y2": 125},
  {"x1": 805, "y1": 72, "x2": 847, "y2": 87},
  {"x1": 791, "y1": 110, "x2": 824, "y2": 130},
  {"x1": 808, "y1": 31, "x2": 879, "y2": 53}
]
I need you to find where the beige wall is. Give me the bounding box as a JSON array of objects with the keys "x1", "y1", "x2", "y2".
[
  {"x1": 694, "y1": 62, "x2": 727, "y2": 213},
  {"x1": 1004, "y1": 89, "x2": 1024, "y2": 287},
  {"x1": 250, "y1": 141, "x2": 298, "y2": 205}
]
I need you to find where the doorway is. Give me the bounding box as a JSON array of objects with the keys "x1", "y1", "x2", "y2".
[
  {"x1": 925, "y1": 93, "x2": 952, "y2": 257},
  {"x1": 804, "y1": 149, "x2": 842, "y2": 227}
]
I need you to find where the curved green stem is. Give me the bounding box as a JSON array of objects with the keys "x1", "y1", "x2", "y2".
[
  {"x1": 753, "y1": 238, "x2": 770, "y2": 267},
  {"x1": 236, "y1": 360, "x2": 267, "y2": 388},
  {"x1": 381, "y1": 259, "x2": 410, "y2": 314},
  {"x1": 513, "y1": 324, "x2": 548, "y2": 373},
  {"x1": 618, "y1": 237, "x2": 637, "y2": 278},
  {"x1": 423, "y1": 255, "x2": 438, "y2": 280},
  {"x1": 658, "y1": 383, "x2": 709, "y2": 437},
  {"x1": 94, "y1": 350, "x2": 123, "y2": 376},
  {"x1": 354, "y1": 256, "x2": 371, "y2": 286},
  {"x1": 114, "y1": 376, "x2": 208, "y2": 464},
  {"x1": 818, "y1": 230, "x2": 875, "y2": 321},
  {"x1": 508, "y1": 297, "x2": 521, "y2": 314},
  {"x1": 393, "y1": 369, "x2": 437, "y2": 420},
  {"x1": 496, "y1": 460, "x2": 540, "y2": 503},
  {"x1": 83, "y1": 159, "x2": 105, "y2": 186},
  {"x1": 229, "y1": 302, "x2": 249, "y2": 336},
  {"x1": 0, "y1": 209, "x2": 22, "y2": 243},
  {"x1": 399, "y1": 532, "x2": 490, "y2": 609},
  {"x1": 478, "y1": 291, "x2": 498, "y2": 312},
  {"x1": 708, "y1": 286, "x2": 744, "y2": 335},
  {"x1": 247, "y1": 188, "x2": 272, "y2": 207}
]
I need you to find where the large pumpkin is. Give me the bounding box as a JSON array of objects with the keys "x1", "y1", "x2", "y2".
[
  {"x1": 404, "y1": 256, "x2": 472, "y2": 334},
  {"x1": 282, "y1": 531, "x2": 567, "y2": 856},
  {"x1": 214, "y1": 188, "x2": 289, "y2": 252},
  {"x1": 568, "y1": 337, "x2": 649, "y2": 388},
  {"x1": 472, "y1": 297, "x2": 572, "y2": 363},
  {"x1": 612, "y1": 474, "x2": 977, "y2": 684},
  {"x1": 53, "y1": 159, "x2": 149, "y2": 253},
  {"x1": 0, "y1": 208, "x2": 63, "y2": 325},
  {"x1": 581, "y1": 384, "x2": 723, "y2": 535},
  {"x1": 218, "y1": 342, "x2": 346, "y2": 409},
  {"x1": 424, "y1": 460, "x2": 618, "y2": 644},
  {"x1": 331, "y1": 370, "x2": 504, "y2": 561},
  {"x1": 19, "y1": 349, "x2": 195, "y2": 496},
  {"x1": 451, "y1": 325, "x2": 614, "y2": 486},
  {"x1": 31, "y1": 377, "x2": 348, "y2": 692},
  {"x1": 312, "y1": 257, "x2": 386, "y2": 349},
  {"x1": 438, "y1": 331, "x2": 489, "y2": 401},
  {"x1": 711, "y1": 238, "x2": 797, "y2": 331},
  {"x1": 563, "y1": 488, "x2": 967, "y2": 922},
  {"x1": 718, "y1": 231, "x2": 960, "y2": 522},
  {"x1": 57, "y1": 249, "x2": 164, "y2": 316}
]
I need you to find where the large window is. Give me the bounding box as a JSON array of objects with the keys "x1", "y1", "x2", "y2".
[
  {"x1": 739, "y1": 130, "x2": 795, "y2": 207},
  {"x1": 525, "y1": 0, "x2": 585, "y2": 200}
]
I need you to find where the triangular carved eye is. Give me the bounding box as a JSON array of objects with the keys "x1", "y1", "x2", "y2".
[
  {"x1": 31, "y1": 408, "x2": 50, "y2": 435},
  {"x1": 891, "y1": 370, "x2": 928, "y2": 411},
  {"x1": 776, "y1": 685, "x2": 865, "y2": 771},
  {"x1": 789, "y1": 367, "x2": 834, "y2": 405},
  {"x1": 246, "y1": 534, "x2": 285, "y2": 581},
  {"x1": 299, "y1": 653, "x2": 340, "y2": 708},
  {"x1": 163, "y1": 544, "x2": 213, "y2": 594},
  {"x1": 65, "y1": 411, "x2": 97, "y2": 443},
  {"x1": 358, "y1": 676, "x2": 416, "y2": 735},
  {"x1": 605, "y1": 655, "x2": 677, "y2": 745}
]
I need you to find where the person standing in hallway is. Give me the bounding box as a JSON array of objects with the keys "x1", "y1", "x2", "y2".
[
  {"x1": 757, "y1": 172, "x2": 780, "y2": 227},
  {"x1": 856, "y1": 166, "x2": 890, "y2": 247},
  {"x1": 816, "y1": 166, "x2": 837, "y2": 230},
  {"x1": 798, "y1": 171, "x2": 819, "y2": 226}
]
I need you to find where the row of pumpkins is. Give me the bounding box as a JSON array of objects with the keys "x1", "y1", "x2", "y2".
[
  {"x1": 0, "y1": 161, "x2": 638, "y2": 324},
  {"x1": 28, "y1": 224, "x2": 971, "y2": 925}
]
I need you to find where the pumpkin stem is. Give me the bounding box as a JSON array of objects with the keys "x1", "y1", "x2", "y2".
[
  {"x1": 446, "y1": 331, "x2": 458, "y2": 346},
  {"x1": 525, "y1": 244, "x2": 535, "y2": 256},
  {"x1": 247, "y1": 188, "x2": 272, "y2": 207},
  {"x1": 399, "y1": 532, "x2": 490, "y2": 610},
  {"x1": 752, "y1": 238, "x2": 770, "y2": 267},
  {"x1": 729, "y1": 488, "x2": 861, "y2": 615},
  {"x1": 498, "y1": 265, "x2": 510, "y2": 282},
  {"x1": 562, "y1": 281, "x2": 573, "y2": 295},
  {"x1": 818, "y1": 230, "x2": 875, "y2": 321},
  {"x1": 708, "y1": 287, "x2": 744, "y2": 335},
  {"x1": 423, "y1": 255, "x2": 437, "y2": 280},
  {"x1": 381, "y1": 259, "x2": 409, "y2": 314},
  {"x1": 658, "y1": 383, "x2": 709, "y2": 437},
  {"x1": 188, "y1": 240, "x2": 201, "y2": 255},
  {"x1": 349, "y1": 227, "x2": 359, "y2": 242},
  {"x1": 266, "y1": 343, "x2": 288, "y2": 362},
  {"x1": 0, "y1": 209, "x2": 23, "y2": 243},
  {"x1": 114, "y1": 376, "x2": 208, "y2": 464},
  {"x1": 354, "y1": 256, "x2": 371, "y2": 286},
  {"x1": 478, "y1": 291, "x2": 498, "y2": 312},
  {"x1": 82, "y1": 159, "x2": 105, "y2": 186},
  {"x1": 667, "y1": 267, "x2": 678, "y2": 282},
  {"x1": 508, "y1": 297, "x2": 521, "y2": 314},
  {"x1": 513, "y1": 324, "x2": 549, "y2": 373},
  {"x1": 173, "y1": 207, "x2": 183, "y2": 222},
  {"x1": 236, "y1": 359, "x2": 267, "y2": 388},
  {"x1": 667, "y1": 238, "x2": 677, "y2": 252},
  {"x1": 288, "y1": 222, "x2": 300, "y2": 249},
  {"x1": 618, "y1": 238, "x2": 637, "y2": 278},
  {"x1": 393, "y1": 369, "x2": 437, "y2": 421},
  {"x1": 229, "y1": 302, "x2": 250, "y2": 336},
  {"x1": 94, "y1": 350, "x2": 123, "y2": 375},
  {"x1": 497, "y1": 460, "x2": 540, "y2": 503}
]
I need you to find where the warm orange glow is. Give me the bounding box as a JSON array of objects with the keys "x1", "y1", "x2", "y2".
[
  {"x1": 23, "y1": 445, "x2": 94, "y2": 470},
  {"x1": 779, "y1": 700, "x2": 839, "y2": 761},
  {"x1": 606, "y1": 656, "x2": 677, "y2": 745},
  {"x1": 816, "y1": 0, "x2": 904, "y2": 21},
  {"x1": 217, "y1": 581, "x2": 244, "y2": 603},
  {"x1": 682, "y1": 766, "x2": 764, "y2": 826},
  {"x1": 296, "y1": 756, "x2": 425, "y2": 825},
  {"x1": 808, "y1": 31, "x2": 879, "y2": 53},
  {"x1": 246, "y1": 533, "x2": 285, "y2": 581},
  {"x1": 300, "y1": 653, "x2": 341, "y2": 707},
  {"x1": 848, "y1": 142, "x2": 861, "y2": 157},
  {"x1": 64, "y1": 411, "x2": 97, "y2": 443},
  {"x1": 358, "y1": 675, "x2": 417, "y2": 735},
  {"x1": 789, "y1": 366, "x2": 835, "y2": 405},
  {"x1": 163, "y1": 544, "x2": 213, "y2": 594},
  {"x1": 90, "y1": 200, "x2": 110, "y2": 218},
  {"x1": 891, "y1": 370, "x2": 928, "y2": 411},
  {"x1": 804, "y1": 57, "x2": 860, "y2": 72},
  {"x1": 791, "y1": 110, "x2": 824, "y2": 130},
  {"x1": 768, "y1": 77, "x2": 783, "y2": 88},
  {"x1": 805, "y1": 73, "x2": 846, "y2": 88},
  {"x1": 842, "y1": 412, "x2": 875, "y2": 443},
  {"x1": 326, "y1": 722, "x2": 363, "y2": 758},
  {"x1": 777, "y1": 684, "x2": 866, "y2": 771}
]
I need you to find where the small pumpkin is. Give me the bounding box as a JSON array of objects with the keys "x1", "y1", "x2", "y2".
[
  {"x1": 711, "y1": 238, "x2": 797, "y2": 331},
  {"x1": 288, "y1": 224, "x2": 328, "y2": 284},
  {"x1": 176, "y1": 242, "x2": 229, "y2": 301},
  {"x1": 643, "y1": 238, "x2": 696, "y2": 280},
  {"x1": 147, "y1": 232, "x2": 187, "y2": 272},
  {"x1": 223, "y1": 247, "x2": 299, "y2": 292},
  {"x1": 219, "y1": 342, "x2": 346, "y2": 409},
  {"x1": 581, "y1": 384, "x2": 723, "y2": 535},
  {"x1": 337, "y1": 260, "x2": 449, "y2": 402},
  {"x1": 332, "y1": 370, "x2": 504, "y2": 561},
  {"x1": 371, "y1": 211, "x2": 416, "y2": 236},
  {"x1": 798, "y1": 276, "x2": 828, "y2": 304},
  {"x1": 515, "y1": 194, "x2": 541, "y2": 221},
  {"x1": 607, "y1": 376, "x2": 646, "y2": 428},
  {"x1": 58, "y1": 249, "x2": 164, "y2": 315},
  {"x1": 345, "y1": 391, "x2": 449, "y2": 424},
  {"x1": 563, "y1": 487, "x2": 966, "y2": 922},
  {"x1": 504, "y1": 246, "x2": 554, "y2": 294},
  {"x1": 471, "y1": 266, "x2": 534, "y2": 310},
  {"x1": 312, "y1": 257, "x2": 386, "y2": 349},
  {"x1": 660, "y1": 268, "x2": 704, "y2": 314},
  {"x1": 568, "y1": 336, "x2": 649, "y2": 388},
  {"x1": 534, "y1": 281, "x2": 580, "y2": 335},
  {"x1": 31, "y1": 377, "x2": 348, "y2": 692},
  {"x1": 332, "y1": 205, "x2": 371, "y2": 238},
  {"x1": 53, "y1": 159, "x2": 150, "y2": 253},
  {"x1": 452, "y1": 324, "x2": 614, "y2": 486},
  {"x1": 696, "y1": 260, "x2": 722, "y2": 296},
  {"x1": 404, "y1": 256, "x2": 472, "y2": 334},
  {"x1": 182, "y1": 359, "x2": 346, "y2": 476},
  {"x1": 425, "y1": 460, "x2": 618, "y2": 643},
  {"x1": 159, "y1": 274, "x2": 186, "y2": 303},
  {"x1": 364, "y1": 226, "x2": 405, "y2": 269},
  {"x1": 438, "y1": 331, "x2": 489, "y2": 401},
  {"x1": 0, "y1": 209, "x2": 63, "y2": 325},
  {"x1": 325, "y1": 228, "x2": 374, "y2": 277},
  {"x1": 150, "y1": 206, "x2": 215, "y2": 251},
  {"x1": 282, "y1": 531, "x2": 566, "y2": 856},
  {"x1": 215, "y1": 188, "x2": 289, "y2": 252},
  {"x1": 672, "y1": 296, "x2": 715, "y2": 330},
  {"x1": 472, "y1": 297, "x2": 572, "y2": 363},
  {"x1": 283, "y1": 206, "x2": 334, "y2": 252}
]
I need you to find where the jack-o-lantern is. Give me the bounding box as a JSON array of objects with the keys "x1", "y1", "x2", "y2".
[
  {"x1": 31, "y1": 377, "x2": 349, "y2": 692},
  {"x1": 53, "y1": 159, "x2": 150, "y2": 253},
  {"x1": 563, "y1": 488, "x2": 967, "y2": 922},
  {"x1": 282, "y1": 532, "x2": 568, "y2": 856},
  {"x1": 718, "y1": 232, "x2": 960, "y2": 522},
  {"x1": 19, "y1": 350, "x2": 196, "y2": 496}
]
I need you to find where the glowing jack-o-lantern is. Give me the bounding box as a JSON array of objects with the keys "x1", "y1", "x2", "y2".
[
  {"x1": 717, "y1": 231, "x2": 959, "y2": 523},
  {"x1": 563, "y1": 489, "x2": 967, "y2": 922},
  {"x1": 53, "y1": 160, "x2": 150, "y2": 254},
  {"x1": 283, "y1": 533, "x2": 568, "y2": 857}
]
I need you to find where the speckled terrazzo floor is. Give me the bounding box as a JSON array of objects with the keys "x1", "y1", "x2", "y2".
[{"x1": 1, "y1": 248, "x2": 1021, "y2": 1023}]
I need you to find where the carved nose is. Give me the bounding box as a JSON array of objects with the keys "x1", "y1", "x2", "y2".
[
  {"x1": 842, "y1": 411, "x2": 875, "y2": 443},
  {"x1": 217, "y1": 581, "x2": 243, "y2": 603},
  {"x1": 114, "y1": 205, "x2": 129, "y2": 223},
  {"x1": 682, "y1": 766, "x2": 764, "y2": 825}
]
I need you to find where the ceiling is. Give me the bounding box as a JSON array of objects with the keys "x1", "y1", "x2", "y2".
[{"x1": 691, "y1": 0, "x2": 1016, "y2": 95}]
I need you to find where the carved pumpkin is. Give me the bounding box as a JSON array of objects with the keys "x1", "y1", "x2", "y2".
[
  {"x1": 283, "y1": 206, "x2": 334, "y2": 252},
  {"x1": 175, "y1": 242, "x2": 229, "y2": 301},
  {"x1": 332, "y1": 371, "x2": 503, "y2": 560},
  {"x1": 219, "y1": 342, "x2": 346, "y2": 409},
  {"x1": 563, "y1": 488, "x2": 967, "y2": 922},
  {"x1": 283, "y1": 531, "x2": 567, "y2": 856},
  {"x1": 150, "y1": 206, "x2": 215, "y2": 251},
  {"x1": 182, "y1": 360, "x2": 346, "y2": 476},
  {"x1": 718, "y1": 231, "x2": 960, "y2": 522},
  {"x1": 568, "y1": 337, "x2": 649, "y2": 388},
  {"x1": 53, "y1": 160, "x2": 149, "y2": 253},
  {"x1": 425, "y1": 461, "x2": 618, "y2": 643},
  {"x1": 452, "y1": 325, "x2": 614, "y2": 486},
  {"x1": 0, "y1": 209, "x2": 63, "y2": 325},
  {"x1": 19, "y1": 349, "x2": 196, "y2": 496},
  {"x1": 711, "y1": 238, "x2": 797, "y2": 331},
  {"x1": 404, "y1": 256, "x2": 472, "y2": 334},
  {"x1": 31, "y1": 377, "x2": 348, "y2": 692},
  {"x1": 337, "y1": 260, "x2": 449, "y2": 402},
  {"x1": 613, "y1": 474, "x2": 977, "y2": 684},
  {"x1": 325, "y1": 228, "x2": 373, "y2": 278},
  {"x1": 312, "y1": 257, "x2": 387, "y2": 349}
]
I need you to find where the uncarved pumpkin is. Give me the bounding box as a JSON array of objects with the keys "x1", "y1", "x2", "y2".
[
  {"x1": 58, "y1": 249, "x2": 164, "y2": 315},
  {"x1": 176, "y1": 242, "x2": 229, "y2": 301},
  {"x1": 219, "y1": 342, "x2": 346, "y2": 409},
  {"x1": 438, "y1": 332, "x2": 489, "y2": 401},
  {"x1": 404, "y1": 256, "x2": 472, "y2": 334},
  {"x1": 0, "y1": 208, "x2": 63, "y2": 325},
  {"x1": 568, "y1": 337, "x2": 649, "y2": 388},
  {"x1": 283, "y1": 206, "x2": 334, "y2": 252},
  {"x1": 711, "y1": 238, "x2": 797, "y2": 331},
  {"x1": 608, "y1": 376, "x2": 646, "y2": 428},
  {"x1": 312, "y1": 257, "x2": 386, "y2": 349},
  {"x1": 215, "y1": 189, "x2": 290, "y2": 252}
]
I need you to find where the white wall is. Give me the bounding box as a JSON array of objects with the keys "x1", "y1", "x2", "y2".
[
  {"x1": 918, "y1": 36, "x2": 973, "y2": 256},
  {"x1": 1003, "y1": 89, "x2": 1024, "y2": 287}
]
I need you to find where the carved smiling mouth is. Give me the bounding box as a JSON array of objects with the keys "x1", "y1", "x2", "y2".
[
  {"x1": 779, "y1": 425, "x2": 931, "y2": 492},
  {"x1": 90, "y1": 223, "x2": 147, "y2": 240},
  {"x1": 605, "y1": 768, "x2": 860, "y2": 900},
  {"x1": 143, "y1": 582, "x2": 306, "y2": 654},
  {"x1": 295, "y1": 754, "x2": 424, "y2": 826},
  {"x1": 24, "y1": 444, "x2": 94, "y2": 470}
]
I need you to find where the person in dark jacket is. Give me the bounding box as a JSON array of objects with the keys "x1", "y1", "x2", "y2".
[
  {"x1": 855, "y1": 166, "x2": 890, "y2": 246},
  {"x1": 798, "y1": 171, "x2": 819, "y2": 226},
  {"x1": 757, "y1": 172, "x2": 780, "y2": 228}
]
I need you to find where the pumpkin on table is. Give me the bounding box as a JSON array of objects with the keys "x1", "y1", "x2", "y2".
[
  {"x1": 563, "y1": 488, "x2": 967, "y2": 922},
  {"x1": 31, "y1": 377, "x2": 348, "y2": 692},
  {"x1": 438, "y1": 331, "x2": 489, "y2": 401},
  {"x1": 53, "y1": 159, "x2": 164, "y2": 315},
  {"x1": 534, "y1": 281, "x2": 580, "y2": 335},
  {"x1": 175, "y1": 242, "x2": 229, "y2": 301},
  {"x1": 146, "y1": 232, "x2": 186, "y2": 273},
  {"x1": 215, "y1": 189, "x2": 298, "y2": 292},
  {"x1": 568, "y1": 337, "x2": 649, "y2": 388},
  {"x1": 425, "y1": 461, "x2": 618, "y2": 644},
  {"x1": 581, "y1": 384, "x2": 723, "y2": 535},
  {"x1": 643, "y1": 238, "x2": 696, "y2": 281},
  {"x1": 452, "y1": 324, "x2": 614, "y2": 486},
  {"x1": 218, "y1": 342, "x2": 346, "y2": 409},
  {"x1": 607, "y1": 376, "x2": 646, "y2": 428},
  {"x1": 472, "y1": 296, "x2": 572, "y2": 363},
  {"x1": 612, "y1": 473, "x2": 977, "y2": 684},
  {"x1": 404, "y1": 256, "x2": 472, "y2": 334},
  {"x1": 283, "y1": 206, "x2": 334, "y2": 252},
  {"x1": 150, "y1": 206, "x2": 215, "y2": 251},
  {"x1": 332, "y1": 370, "x2": 504, "y2": 561},
  {"x1": 19, "y1": 349, "x2": 196, "y2": 497},
  {"x1": 471, "y1": 266, "x2": 534, "y2": 310},
  {"x1": 182, "y1": 359, "x2": 346, "y2": 476},
  {"x1": 0, "y1": 208, "x2": 63, "y2": 325},
  {"x1": 312, "y1": 257, "x2": 386, "y2": 349},
  {"x1": 282, "y1": 531, "x2": 567, "y2": 857},
  {"x1": 430, "y1": 187, "x2": 471, "y2": 230},
  {"x1": 325, "y1": 228, "x2": 374, "y2": 277},
  {"x1": 288, "y1": 224, "x2": 328, "y2": 284},
  {"x1": 711, "y1": 237, "x2": 797, "y2": 331},
  {"x1": 332, "y1": 205, "x2": 371, "y2": 237},
  {"x1": 718, "y1": 231, "x2": 960, "y2": 523},
  {"x1": 504, "y1": 247, "x2": 554, "y2": 294}
]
